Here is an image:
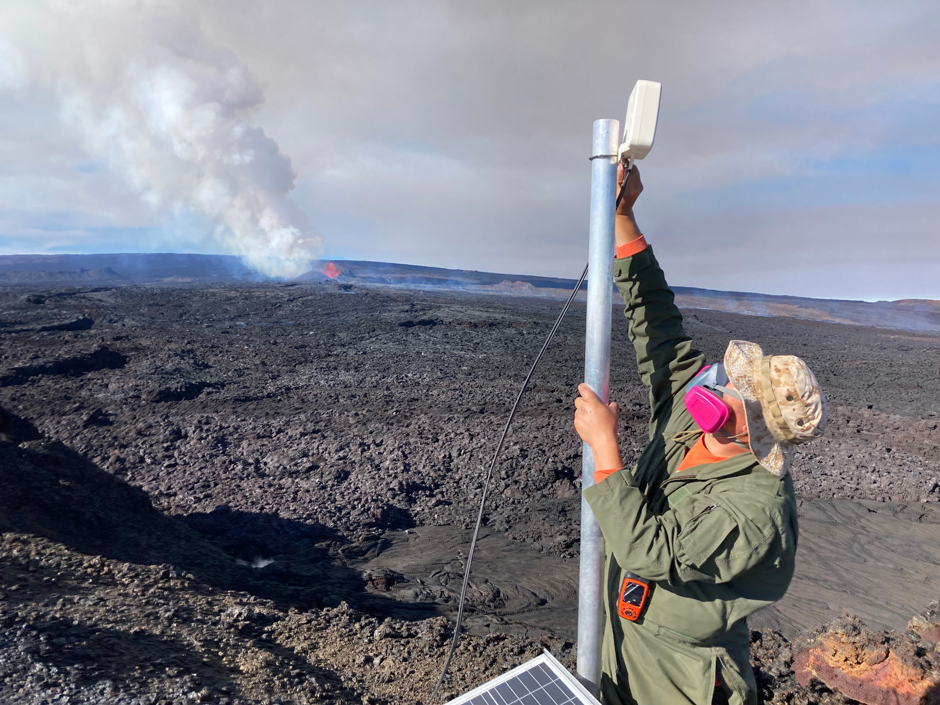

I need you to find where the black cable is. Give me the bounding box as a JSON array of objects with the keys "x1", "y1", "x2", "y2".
[{"x1": 428, "y1": 164, "x2": 632, "y2": 704}]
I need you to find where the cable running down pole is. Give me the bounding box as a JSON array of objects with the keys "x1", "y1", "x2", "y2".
[{"x1": 429, "y1": 127, "x2": 632, "y2": 704}]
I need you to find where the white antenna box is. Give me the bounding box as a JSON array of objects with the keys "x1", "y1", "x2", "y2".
[{"x1": 618, "y1": 80, "x2": 662, "y2": 161}]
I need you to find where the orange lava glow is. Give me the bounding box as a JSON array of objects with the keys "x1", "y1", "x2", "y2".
[{"x1": 323, "y1": 262, "x2": 341, "y2": 279}]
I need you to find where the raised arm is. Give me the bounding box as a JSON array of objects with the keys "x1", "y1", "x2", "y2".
[{"x1": 613, "y1": 164, "x2": 704, "y2": 435}]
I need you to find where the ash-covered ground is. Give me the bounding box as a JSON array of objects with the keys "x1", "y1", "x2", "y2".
[{"x1": 1, "y1": 282, "x2": 939, "y2": 704}]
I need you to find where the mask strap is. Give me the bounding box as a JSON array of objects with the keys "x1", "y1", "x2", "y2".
[
  {"x1": 707, "y1": 384, "x2": 743, "y2": 401},
  {"x1": 715, "y1": 428, "x2": 750, "y2": 448},
  {"x1": 711, "y1": 385, "x2": 750, "y2": 448},
  {"x1": 671, "y1": 428, "x2": 702, "y2": 445}
]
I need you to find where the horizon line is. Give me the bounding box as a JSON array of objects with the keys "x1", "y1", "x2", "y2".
[{"x1": 0, "y1": 250, "x2": 936, "y2": 306}]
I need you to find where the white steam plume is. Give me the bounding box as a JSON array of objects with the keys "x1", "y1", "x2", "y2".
[{"x1": 0, "y1": 1, "x2": 320, "y2": 278}]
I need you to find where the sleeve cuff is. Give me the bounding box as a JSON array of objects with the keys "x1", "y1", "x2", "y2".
[
  {"x1": 615, "y1": 235, "x2": 649, "y2": 260},
  {"x1": 613, "y1": 243, "x2": 656, "y2": 281},
  {"x1": 590, "y1": 465, "x2": 638, "y2": 488},
  {"x1": 593, "y1": 467, "x2": 622, "y2": 484},
  {"x1": 584, "y1": 465, "x2": 640, "y2": 508}
]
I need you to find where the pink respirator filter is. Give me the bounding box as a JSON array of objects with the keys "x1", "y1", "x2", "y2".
[{"x1": 683, "y1": 364, "x2": 730, "y2": 433}]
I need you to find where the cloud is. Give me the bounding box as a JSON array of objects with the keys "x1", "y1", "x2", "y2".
[{"x1": 0, "y1": 0, "x2": 937, "y2": 297}]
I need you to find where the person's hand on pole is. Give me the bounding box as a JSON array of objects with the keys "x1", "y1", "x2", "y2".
[
  {"x1": 616, "y1": 162, "x2": 644, "y2": 248},
  {"x1": 574, "y1": 383, "x2": 623, "y2": 471}
]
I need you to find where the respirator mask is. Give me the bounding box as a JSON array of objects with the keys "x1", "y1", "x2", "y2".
[{"x1": 683, "y1": 363, "x2": 744, "y2": 434}]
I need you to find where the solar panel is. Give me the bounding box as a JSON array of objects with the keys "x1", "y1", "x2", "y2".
[{"x1": 444, "y1": 650, "x2": 602, "y2": 705}]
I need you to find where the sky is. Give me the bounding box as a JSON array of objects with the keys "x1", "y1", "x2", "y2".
[{"x1": 0, "y1": 0, "x2": 937, "y2": 299}]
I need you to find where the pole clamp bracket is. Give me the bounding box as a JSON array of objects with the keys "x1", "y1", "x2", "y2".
[{"x1": 588, "y1": 153, "x2": 617, "y2": 161}]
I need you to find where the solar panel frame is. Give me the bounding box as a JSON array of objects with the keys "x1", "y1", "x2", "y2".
[{"x1": 443, "y1": 650, "x2": 602, "y2": 705}]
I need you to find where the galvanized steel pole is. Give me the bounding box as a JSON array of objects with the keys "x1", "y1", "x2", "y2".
[{"x1": 577, "y1": 118, "x2": 619, "y2": 696}]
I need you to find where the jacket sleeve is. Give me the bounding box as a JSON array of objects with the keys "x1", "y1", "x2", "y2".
[
  {"x1": 614, "y1": 246, "x2": 705, "y2": 434},
  {"x1": 583, "y1": 469, "x2": 780, "y2": 584}
]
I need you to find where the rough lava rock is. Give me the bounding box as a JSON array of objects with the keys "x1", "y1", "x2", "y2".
[{"x1": 792, "y1": 612, "x2": 940, "y2": 705}]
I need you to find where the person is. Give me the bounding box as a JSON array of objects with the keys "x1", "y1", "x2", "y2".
[{"x1": 573, "y1": 163, "x2": 827, "y2": 705}]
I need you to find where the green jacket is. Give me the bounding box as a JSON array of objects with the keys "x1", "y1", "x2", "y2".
[{"x1": 583, "y1": 247, "x2": 799, "y2": 705}]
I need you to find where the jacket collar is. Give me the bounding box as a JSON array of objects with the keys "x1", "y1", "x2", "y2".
[{"x1": 662, "y1": 450, "x2": 763, "y2": 487}]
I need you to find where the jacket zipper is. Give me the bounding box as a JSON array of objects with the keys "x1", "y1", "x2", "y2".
[{"x1": 689, "y1": 501, "x2": 721, "y2": 522}]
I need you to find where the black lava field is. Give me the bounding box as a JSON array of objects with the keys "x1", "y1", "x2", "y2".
[{"x1": 1, "y1": 281, "x2": 938, "y2": 704}]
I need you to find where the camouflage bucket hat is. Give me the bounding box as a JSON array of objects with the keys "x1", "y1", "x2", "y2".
[{"x1": 723, "y1": 340, "x2": 827, "y2": 478}]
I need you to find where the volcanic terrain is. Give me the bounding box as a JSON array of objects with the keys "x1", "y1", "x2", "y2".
[{"x1": 1, "y1": 280, "x2": 939, "y2": 704}]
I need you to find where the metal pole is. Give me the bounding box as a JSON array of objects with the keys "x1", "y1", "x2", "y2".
[{"x1": 577, "y1": 118, "x2": 619, "y2": 696}]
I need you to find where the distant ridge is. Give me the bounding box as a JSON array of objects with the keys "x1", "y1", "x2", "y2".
[
  {"x1": 295, "y1": 258, "x2": 586, "y2": 291},
  {"x1": 0, "y1": 266, "x2": 126, "y2": 284},
  {"x1": 302, "y1": 259, "x2": 940, "y2": 333},
  {"x1": 0, "y1": 253, "x2": 259, "y2": 284},
  {"x1": 0, "y1": 253, "x2": 937, "y2": 332}
]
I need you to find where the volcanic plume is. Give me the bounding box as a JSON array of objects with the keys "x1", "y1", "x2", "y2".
[{"x1": 0, "y1": 2, "x2": 320, "y2": 279}]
